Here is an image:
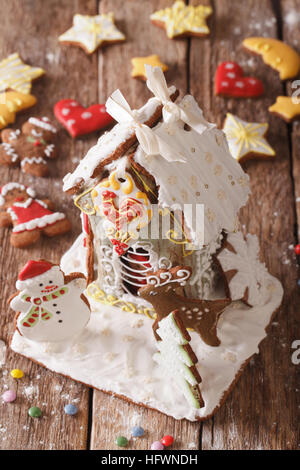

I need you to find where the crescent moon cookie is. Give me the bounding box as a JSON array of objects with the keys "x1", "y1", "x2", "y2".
[
  {"x1": 131, "y1": 55, "x2": 168, "y2": 81},
  {"x1": 222, "y1": 113, "x2": 275, "y2": 163},
  {"x1": 242, "y1": 37, "x2": 300, "y2": 80},
  {"x1": 268, "y1": 96, "x2": 300, "y2": 123},
  {"x1": 58, "y1": 13, "x2": 126, "y2": 54},
  {"x1": 150, "y1": 1, "x2": 213, "y2": 39}
]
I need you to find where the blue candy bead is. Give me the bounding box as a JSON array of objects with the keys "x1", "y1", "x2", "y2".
[
  {"x1": 64, "y1": 404, "x2": 78, "y2": 415},
  {"x1": 131, "y1": 425, "x2": 144, "y2": 437}
]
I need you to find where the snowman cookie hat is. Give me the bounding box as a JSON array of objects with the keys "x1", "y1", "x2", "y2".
[{"x1": 16, "y1": 260, "x2": 60, "y2": 290}]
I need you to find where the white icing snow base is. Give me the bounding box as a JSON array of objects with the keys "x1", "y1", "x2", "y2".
[{"x1": 11, "y1": 237, "x2": 283, "y2": 421}]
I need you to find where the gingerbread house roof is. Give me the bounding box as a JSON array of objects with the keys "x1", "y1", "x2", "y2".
[{"x1": 63, "y1": 66, "x2": 250, "y2": 248}]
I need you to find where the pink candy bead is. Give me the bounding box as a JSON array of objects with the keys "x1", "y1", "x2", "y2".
[
  {"x1": 151, "y1": 441, "x2": 164, "y2": 450},
  {"x1": 2, "y1": 390, "x2": 16, "y2": 403}
]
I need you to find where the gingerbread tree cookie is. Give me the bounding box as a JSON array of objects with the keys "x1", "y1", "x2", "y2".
[
  {"x1": 138, "y1": 265, "x2": 231, "y2": 346},
  {"x1": 154, "y1": 310, "x2": 204, "y2": 409},
  {"x1": 0, "y1": 117, "x2": 57, "y2": 177},
  {"x1": 0, "y1": 182, "x2": 71, "y2": 248}
]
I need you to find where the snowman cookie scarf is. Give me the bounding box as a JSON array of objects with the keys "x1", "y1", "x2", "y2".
[{"x1": 10, "y1": 260, "x2": 90, "y2": 343}]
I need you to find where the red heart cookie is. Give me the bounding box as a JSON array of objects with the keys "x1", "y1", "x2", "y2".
[
  {"x1": 215, "y1": 62, "x2": 264, "y2": 98},
  {"x1": 54, "y1": 99, "x2": 114, "y2": 138}
]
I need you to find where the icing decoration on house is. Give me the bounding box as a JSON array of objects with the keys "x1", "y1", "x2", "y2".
[
  {"x1": 91, "y1": 170, "x2": 152, "y2": 255},
  {"x1": 150, "y1": 1, "x2": 213, "y2": 39},
  {"x1": 216, "y1": 232, "x2": 270, "y2": 307},
  {"x1": 154, "y1": 310, "x2": 204, "y2": 409},
  {"x1": 58, "y1": 13, "x2": 126, "y2": 54},
  {"x1": 131, "y1": 55, "x2": 168, "y2": 81},
  {"x1": 138, "y1": 265, "x2": 231, "y2": 346},
  {"x1": 10, "y1": 260, "x2": 90, "y2": 342},
  {"x1": 0, "y1": 53, "x2": 45, "y2": 94},
  {"x1": 0, "y1": 117, "x2": 57, "y2": 177},
  {"x1": 0, "y1": 91, "x2": 36, "y2": 129},
  {"x1": 268, "y1": 96, "x2": 300, "y2": 123},
  {"x1": 215, "y1": 62, "x2": 264, "y2": 98},
  {"x1": 0, "y1": 182, "x2": 71, "y2": 248},
  {"x1": 54, "y1": 99, "x2": 114, "y2": 138},
  {"x1": 222, "y1": 113, "x2": 275, "y2": 163},
  {"x1": 242, "y1": 37, "x2": 300, "y2": 80}
]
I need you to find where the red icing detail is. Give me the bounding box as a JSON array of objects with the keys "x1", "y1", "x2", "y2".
[
  {"x1": 34, "y1": 140, "x2": 41, "y2": 146},
  {"x1": 28, "y1": 318, "x2": 35, "y2": 323},
  {"x1": 23, "y1": 322, "x2": 30, "y2": 327},
  {"x1": 59, "y1": 289, "x2": 65, "y2": 295},
  {"x1": 52, "y1": 294, "x2": 58, "y2": 299},
  {"x1": 83, "y1": 237, "x2": 87, "y2": 247},
  {"x1": 215, "y1": 62, "x2": 264, "y2": 98},
  {"x1": 15, "y1": 197, "x2": 25, "y2": 202},
  {"x1": 10, "y1": 200, "x2": 55, "y2": 232},
  {"x1": 111, "y1": 239, "x2": 128, "y2": 256},
  {"x1": 18, "y1": 260, "x2": 53, "y2": 281},
  {"x1": 54, "y1": 99, "x2": 114, "y2": 138},
  {"x1": 82, "y1": 213, "x2": 89, "y2": 235}
]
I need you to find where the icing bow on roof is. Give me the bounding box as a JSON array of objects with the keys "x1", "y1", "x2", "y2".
[
  {"x1": 106, "y1": 88, "x2": 186, "y2": 163},
  {"x1": 145, "y1": 65, "x2": 212, "y2": 133}
]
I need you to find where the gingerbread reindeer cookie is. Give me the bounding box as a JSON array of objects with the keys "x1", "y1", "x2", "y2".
[
  {"x1": 0, "y1": 117, "x2": 57, "y2": 177},
  {"x1": 0, "y1": 182, "x2": 71, "y2": 248},
  {"x1": 10, "y1": 260, "x2": 90, "y2": 343},
  {"x1": 138, "y1": 266, "x2": 231, "y2": 347}
]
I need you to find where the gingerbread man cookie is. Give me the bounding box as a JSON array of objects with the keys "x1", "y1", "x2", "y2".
[
  {"x1": 0, "y1": 117, "x2": 57, "y2": 177},
  {"x1": 0, "y1": 182, "x2": 71, "y2": 248}
]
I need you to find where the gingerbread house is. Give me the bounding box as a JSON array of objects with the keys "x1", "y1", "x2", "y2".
[
  {"x1": 62, "y1": 66, "x2": 250, "y2": 314},
  {"x1": 11, "y1": 67, "x2": 283, "y2": 420}
]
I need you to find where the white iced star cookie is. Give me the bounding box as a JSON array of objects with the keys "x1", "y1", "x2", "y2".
[
  {"x1": 58, "y1": 13, "x2": 126, "y2": 54},
  {"x1": 223, "y1": 113, "x2": 275, "y2": 163},
  {"x1": 150, "y1": 1, "x2": 212, "y2": 39},
  {"x1": 0, "y1": 53, "x2": 45, "y2": 94}
]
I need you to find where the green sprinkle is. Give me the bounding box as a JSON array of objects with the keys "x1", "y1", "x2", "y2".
[
  {"x1": 115, "y1": 436, "x2": 128, "y2": 447},
  {"x1": 28, "y1": 406, "x2": 42, "y2": 418}
]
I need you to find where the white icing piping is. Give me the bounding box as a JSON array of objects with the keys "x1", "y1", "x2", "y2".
[{"x1": 28, "y1": 117, "x2": 57, "y2": 133}]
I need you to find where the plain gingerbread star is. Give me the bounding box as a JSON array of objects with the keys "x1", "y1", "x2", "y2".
[
  {"x1": 0, "y1": 53, "x2": 45, "y2": 94},
  {"x1": 268, "y1": 96, "x2": 300, "y2": 123},
  {"x1": 150, "y1": 1, "x2": 213, "y2": 39},
  {"x1": 131, "y1": 55, "x2": 168, "y2": 81},
  {"x1": 58, "y1": 13, "x2": 125, "y2": 54},
  {"x1": 222, "y1": 113, "x2": 275, "y2": 163}
]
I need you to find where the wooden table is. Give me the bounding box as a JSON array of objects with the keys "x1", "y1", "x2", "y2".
[{"x1": 0, "y1": 0, "x2": 299, "y2": 450}]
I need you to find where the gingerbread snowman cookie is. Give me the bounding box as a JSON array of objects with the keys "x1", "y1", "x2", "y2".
[
  {"x1": 0, "y1": 117, "x2": 57, "y2": 177},
  {"x1": 10, "y1": 260, "x2": 90, "y2": 343},
  {"x1": 0, "y1": 182, "x2": 71, "y2": 248}
]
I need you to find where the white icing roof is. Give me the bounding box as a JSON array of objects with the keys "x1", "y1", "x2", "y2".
[
  {"x1": 63, "y1": 89, "x2": 176, "y2": 192},
  {"x1": 134, "y1": 95, "x2": 250, "y2": 247}
]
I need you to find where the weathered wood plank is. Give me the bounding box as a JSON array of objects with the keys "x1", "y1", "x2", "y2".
[
  {"x1": 280, "y1": 0, "x2": 300, "y2": 238},
  {"x1": 90, "y1": 0, "x2": 201, "y2": 451},
  {"x1": 0, "y1": 0, "x2": 99, "y2": 450},
  {"x1": 190, "y1": 0, "x2": 300, "y2": 450}
]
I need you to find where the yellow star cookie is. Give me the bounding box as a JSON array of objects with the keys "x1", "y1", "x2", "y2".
[
  {"x1": 0, "y1": 91, "x2": 36, "y2": 129},
  {"x1": 0, "y1": 53, "x2": 45, "y2": 94},
  {"x1": 59, "y1": 13, "x2": 125, "y2": 54},
  {"x1": 223, "y1": 113, "x2": 275, "y2": 163},
  {"x1": 243, "y1": 37, "x2": 300, "y2": 80},
  {"x1": 131, "y1": 55, "x2": 168, "y2": 81},
  {"x1": 150, "y1": 1, "x2": 212, "y2": 39},
  {"x1": 268, "y1": 96, "x2": 300, "y2": 123}
]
